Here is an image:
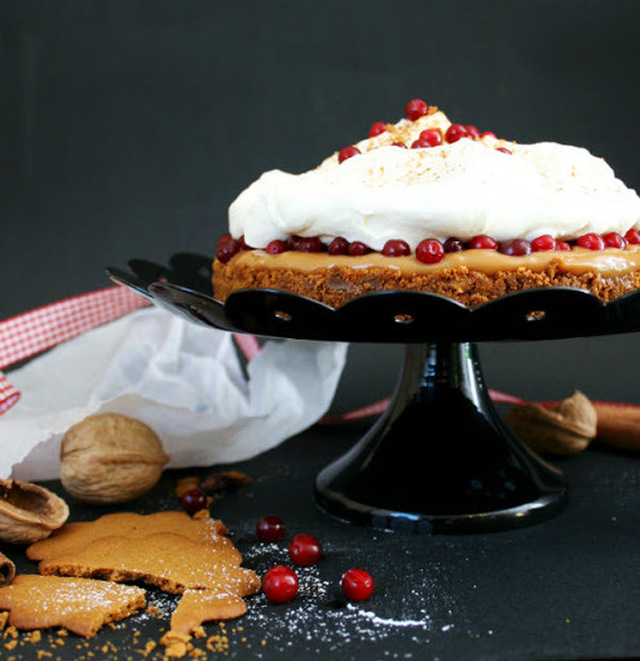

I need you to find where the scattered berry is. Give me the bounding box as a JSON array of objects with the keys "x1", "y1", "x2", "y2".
[
  {"x1": 625, "y1": 228, "x2": 640, "y2": 244},
  {"x1": 577, "y1": 233, "x2": 605, "y2": 251},
  {"x1": 328, "y1": 236, "x2": 350, "y2": 255},
  {"x1": 296, "y1": 236, "x2": 325, "y2": 253},
  {"x1": 216, "y1": 238, "x2": 241, "y2": 263},
  {"x1": 444, "y1": 123, "x2": 469, "y2": 143},
  {"x1": 603, "y1": 232, "x2": 627, "y2": 249},
  {"x1": 266, "y1": 240, "x2": 288, "y2": 255},
  {"x1": 341, "y1": 568, "x2": 374, "y2": 601},
  {"x1": 500, "y1": 239, "x2": 532, "y2": 256},
  {"x1": 256, "y1": 515, "x2": 285, "y2": 543},
  {"x1": 469, "y1": 234, "x2": 498, "y2": 250},
  {"x1": 288, "y1": 533, "x2": 322, "y2": 567},
  {"x1": 382, "y1": 239, "x2": 411, "y2": 257},
  {"x1": 262, "y1": 565, "x2": 299, "y2": 604},
  {"x1": 555, "y1": 240, "x2": 572, "y2": 251},
  {"x1": 338, "y1": 146, "x2": 361, "y2": 163},
  {"x1": 418, "y1": 128, "x2": 443, "y2": 147},
  {"x1": 531, "y1": 235, "x2": 556, "y2": 252},
  {"x1": 369, "y1": 121, "x2": 387, "y2": 137},
  {"x1": 180, "y1": 489, "x2": 207, "y2": 515},
  {"x1": 416, "y1": 238, "x2": 445, "y2": 264},
  {"x1": 405, "y1": 98, "x2": 429, "y2": 121},
  {"x1": 443, "y1": 237, "x2": 464, "y2": 253},
  {"x1": 348, "y1": 241, "x2": 371, "y2": 256}
]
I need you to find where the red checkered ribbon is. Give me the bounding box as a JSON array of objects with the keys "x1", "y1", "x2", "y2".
[{"x1": 0, "y1": 286, "x2": 150, "y2": 414}]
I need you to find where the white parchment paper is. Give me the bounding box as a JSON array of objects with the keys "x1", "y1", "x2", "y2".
[{"x1": 0, "y1": 308, "x2": 348, "y2": 481}]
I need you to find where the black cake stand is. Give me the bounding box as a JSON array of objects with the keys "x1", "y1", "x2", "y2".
[{"x1": 107, "y1": 253, "x2": 640, "y2": 534}]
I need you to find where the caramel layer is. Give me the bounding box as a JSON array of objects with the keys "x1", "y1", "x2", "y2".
[{"x1": 228, "y1": 245, "x2": 640, "y2": 278}]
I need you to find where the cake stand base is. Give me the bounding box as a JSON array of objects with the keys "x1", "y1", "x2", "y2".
[{"x1": 316, "y1": 342, "x2": 568, "y2": 534}]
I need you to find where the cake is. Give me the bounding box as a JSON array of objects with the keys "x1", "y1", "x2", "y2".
[{"x1": 212, "y1": 98, "x2": 640, "y2": 308}]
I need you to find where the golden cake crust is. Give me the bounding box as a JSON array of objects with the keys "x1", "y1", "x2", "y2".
[{"x1": 212, "y1": 248, "x2": 640, "y2": 308}]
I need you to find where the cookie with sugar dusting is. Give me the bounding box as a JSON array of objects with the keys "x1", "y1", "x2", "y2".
[
  {"x1": 27, "y1": 510, "x2": 227, "y2": 562},
  {"x1": 170, "y1": 589, "x2": 247, "y2": 634},
  {"x1": 0, "y1": 574, "x2": 146, "y2": 637}
]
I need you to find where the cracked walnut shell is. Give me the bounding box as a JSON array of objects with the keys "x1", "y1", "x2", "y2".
[
  {"x1": 60, "y1": 413, "x2": 169, "y2": 504},
  {"x1": 0, "y1": 479, "x2": 69, "y2": 544}
]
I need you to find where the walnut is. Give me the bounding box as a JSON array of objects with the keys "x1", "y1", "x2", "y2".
[
  {"x1": 60, "y1": 413, "x2": 169, "y2": 504},
  {"x1": 0, "y1": 478, "x2": 69, "y2": 544},
  {"x1": 505, "y1": 390, "x2": 597, "y2": 455}
]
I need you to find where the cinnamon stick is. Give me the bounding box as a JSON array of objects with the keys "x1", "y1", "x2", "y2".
[
  {"x1": 0, "y1": 551, "x2": 15, "y2": 586},
  {"x1": 594, "y1": 404, "x2": 640, "y2": 453}
]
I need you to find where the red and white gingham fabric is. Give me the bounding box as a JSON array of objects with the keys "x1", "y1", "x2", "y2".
[{"x1": 0, "y1": 285, "x2": 264, "y2": 416}]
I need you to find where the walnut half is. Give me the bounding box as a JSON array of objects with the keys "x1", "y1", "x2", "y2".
[
  {"x1": 60, "y1": 413, "x2": 169, "y2": 505},
  {"x1": 0, "y1": 479, "x2": 69, "y2": 544}
]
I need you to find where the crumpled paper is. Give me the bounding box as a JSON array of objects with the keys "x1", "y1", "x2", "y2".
[{"x1": 0, "y1": 307, "x2": 348, "y2": 481}]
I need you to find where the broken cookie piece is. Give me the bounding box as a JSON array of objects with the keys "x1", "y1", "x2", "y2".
[
  {"x1": 170, "y1": 590, "x2": 247, "y2": 635},
  {"x1": 0, "y1": 574, "x2": 146, "y2": 637}
]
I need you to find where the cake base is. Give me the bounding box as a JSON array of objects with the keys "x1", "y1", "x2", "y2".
[{"x1": 212, "y1": 247, "x2": 640, "y2": 308}]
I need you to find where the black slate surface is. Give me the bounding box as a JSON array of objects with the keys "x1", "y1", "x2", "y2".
[{"x1": 0, "y1": 421, "x2": 639, "y2": 661}]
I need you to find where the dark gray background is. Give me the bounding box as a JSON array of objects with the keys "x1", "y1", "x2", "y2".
[{"x1": 3, "y1": 0, "x2": 640, "y2": 413}]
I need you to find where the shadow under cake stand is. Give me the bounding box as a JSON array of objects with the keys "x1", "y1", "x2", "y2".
[{"x1": 107, "y1": 253, "x2": 640, "y2": 534}]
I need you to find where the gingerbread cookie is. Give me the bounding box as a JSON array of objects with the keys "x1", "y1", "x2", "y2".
[
  {"x1": 27, "y1": 510, "x2": 228, "y2": 562},
  {"x1": 0, "y1": 574, "x2": 146, "y2": 637},
  {"x1": 170, "y1": 589, "x2": 247, "y2": 634}
]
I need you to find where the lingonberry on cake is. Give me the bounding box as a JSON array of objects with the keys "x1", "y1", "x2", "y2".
[{"x1": 212, "y1": 96, "x2": 640, "y2": 308}]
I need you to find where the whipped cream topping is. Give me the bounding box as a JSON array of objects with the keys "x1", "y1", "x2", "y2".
[{"x1": 229, "y1": 109, "x2": 640, "y2": 250}]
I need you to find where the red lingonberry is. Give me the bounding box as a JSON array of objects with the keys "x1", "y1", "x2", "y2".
[
  {"x1": 391, "y1": 141, "x2": 407, "y2": 148},
  {"x1": 444, "y1": 124, "x2": 469, "y2": 143},
  {"x1": 415, "y1": 238, "x2": 445, "y2": 264},
  {"x1": 256, "y1": 515, "x2": 285, "y2": 543},
  {"x1": 603, "y1": 232, "x2": 627, "y2": 249},
  {"x1": 338, "y1": 146, "x2": 361, "y2": 163},
  {"x1": 625, "y1": 228, "x2": 640, "y2": 244},
  {"x1": 469, "y1": 235, "x2": 498, "y2": 250},
  {"x1": 443, "y1": 237, "x2": 464, "y2": 253},
  {"x1": 262, "y1": 565, "x2": 299, "y2": 604},
  {"x1": 296, "y1": 236, "x2": 325, "y2": 253},
  {"x1": 369, "y1": 122, "x2": 387, "y2": 137},
  {"x1": 405, "y1": 98, "x2": 429, "y2": 121},
  {"x1": 328, "y1": 236, "x2": 350, "y2": 255},
  {"x1": 287, "y1": 235, "x2": 302, "y2": 250},
  {"x1": 418, "y1": 128, "x2": 443, "y2": 147},
  {"x1": 411, "y1": 139, "x2": 432, "y2": 149},
  {"x1": 531, "y1": 235, "x2": 556, "y2": 252},
  {"x1": 500, "y1": 239, "x2": 532, "y2": 256},
  {"x1": 481, "y1": 131, "x2": 497, "y2": 139},
  {"x1": 180, "y1": 489, "x2": 207, "y2": 515},
  {"x1": 555, "y1": 240, "x2": 572, "y2": 251},
  {"x1": 217, "y1": 233, "x2": 233, "y2": 248},
  {"x1": 495, "y1": 147, "x2": 512, "y2": 155},
  {"x1": 266, "y1": 240, "x2": 288, "y2": 255},
  {"x1": 341, "y1": 568, "x2": 374, "y2": 601},
  {"x1": 382, "y1": 239, "x2": 411, "y2": 257},
  {"x1": 216, "y1": 239, "x2": 241, "y2": 263},
  {"x1": 465, "y1": 125, "x2": 481, "y2": 139},
  {"x1": 288, "y1": 533, "x2": 322, "y2": 567},
  {"x1": 577, "y1": 233, "x2": 605, "y2": 251},
  {"x1": 348, "y1": 241, "x2": 371, "y2": 256}
]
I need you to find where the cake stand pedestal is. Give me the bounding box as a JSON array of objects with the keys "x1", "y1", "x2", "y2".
[{"x1": 108, "y1": 253, "x2": 640, "y2": 533}]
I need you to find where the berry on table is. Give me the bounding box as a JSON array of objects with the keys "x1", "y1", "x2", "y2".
[
  {"x1": 341, "y1": 568, "x2": 374, "y2": 601},
  {"x1": 179, "y1": 489, "x2": 207, "y2": 515},
  {"x1": 262, "y1": 565, "x2": 299, "y2": 604},
  {"x1": 338, "y1": 146, "x2": 361, "y2": 163},
  {"x1": 382, "y1": 239, "x2": 411, "y2": 257},
  {"x1": 416, "y1": 238, "x2": 445, "y2": 264},
  {"x1": 256, "y1": 515, "x2": 285, "y2": 543},
  {"x1": 405, "y1": 98, "x2": 429, "y2": 121},
  {"x1": 288, "y1": 533, "x2": 322, "y2": 567}
]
